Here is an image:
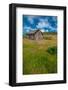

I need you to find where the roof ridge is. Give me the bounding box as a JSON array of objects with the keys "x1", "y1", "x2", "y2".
[{"x1": 27, "y1": 29, "x2": 42, "y2": 35}]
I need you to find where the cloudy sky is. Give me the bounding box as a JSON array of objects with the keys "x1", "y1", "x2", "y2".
[{"x1": 23, "y1": 15, "x2": 57, "y2": 34}]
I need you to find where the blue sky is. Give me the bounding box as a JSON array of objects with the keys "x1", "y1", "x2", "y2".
[{"x1": 23, "y1": 15, "x2": 57, "y2": 34}]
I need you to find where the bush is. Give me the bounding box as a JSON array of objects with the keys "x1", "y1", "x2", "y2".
[{"x1": 47, "y1": 46, "x2": 57, "y2": 54}]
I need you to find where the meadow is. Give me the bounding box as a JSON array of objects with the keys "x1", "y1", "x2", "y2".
[{"x1": 23, "y1": 33, "x2": 57, "y2": 75}]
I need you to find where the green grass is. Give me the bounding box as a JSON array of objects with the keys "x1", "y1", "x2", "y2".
[{"x1": 23, "y1": 34, "x2": 57, "y2": 75}]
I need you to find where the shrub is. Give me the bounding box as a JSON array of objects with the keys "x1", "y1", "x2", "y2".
[{"x1": 47, "y1": 46, "x2": 57, "y2": 54}]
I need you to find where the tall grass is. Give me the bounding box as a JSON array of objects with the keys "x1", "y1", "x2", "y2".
[{"x1": 23, "y1": 34, "x2": 57, "y2": 75}]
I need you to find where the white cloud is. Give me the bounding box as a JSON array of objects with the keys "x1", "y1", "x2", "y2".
[
  {"x1": 26, "y1": 29, "x2": 29, "y2": 32},
  {"x1": 39, "y1": 18, "x2": 48, "y2": 22},
  {"x1": 27, "y1": 16, "x2": 36, "y2": 24},
  {"x1": 40, "y1": 29, "x2": 49, "y2": 32},
  {"x1": 28, "y1": 17, "x2": 34, "y2": 24},
  {"x1": 24, "y1": 26, "x2": 37, "y2": 32},
  {"x1": 45, "y1": 29, "x2": 49, "y2": 32},
  {"x1": 36, "y1": 18, "x2": 57, "y2": 32},
  {"x1": 36, "y1": 21, "x2": 50, "y2": 29},
  {"x1": 49, "y1": 25, "x2": 56, "y2": 31},
  {"x1": 52, "y1": 16, "x2": 57, "y2": 22},
  {"x1": 24, "y1": 26, "x2": 31, "y2": 30},
  {"x1": 40, "y1": 29, "x2": 45, "y2": 32},
  {"x1": 36, "y1": 17, "x2": 50, "y2": 29},
  {"x1": 31, "y1": 28, "x2": 36, "y2": 30}
]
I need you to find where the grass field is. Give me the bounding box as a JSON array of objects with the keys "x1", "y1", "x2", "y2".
[{"x1": 23, "y1": 33, "x2": 57, "y2": 75}]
